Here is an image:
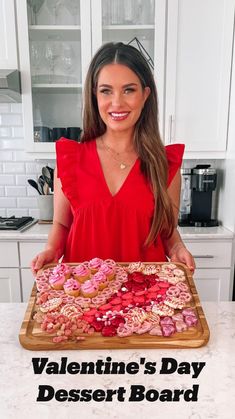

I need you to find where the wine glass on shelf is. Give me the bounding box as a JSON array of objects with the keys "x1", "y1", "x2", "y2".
[
  {"x1": 64, "y1": 0, "x2": 80, "y2": 25},
  {"x1": 27, "y1": 0, "x2": 45, "y2": 25},
  {"x1": 30, "y1": 42, "x2": 43, "y2": 83},
  {"x1": 46, "y1": 0, "x2": 63, "y2": 25},
  {"x1": 61, "y1": 43, "x2": 75, "y2": 83},
  {"x1": 45, "y1": 42, "x2": 60, "y2": 83}
]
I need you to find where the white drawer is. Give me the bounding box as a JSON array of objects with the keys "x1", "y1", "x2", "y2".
[
  {"x1": 0, "y1": 242, "x2": 19, "y2": 267},
  {"x1": 184, "y1": 241, "x2": 233, "y2": 268},
  {"x1": 19, "y1": 242, "x2": 46, "y2": 268}
]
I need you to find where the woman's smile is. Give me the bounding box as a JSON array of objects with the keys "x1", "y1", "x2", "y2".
[{"x1": 109, "y1": 111, "x2": 130, "y2": 121}]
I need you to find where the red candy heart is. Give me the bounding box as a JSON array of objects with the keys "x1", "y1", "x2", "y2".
[
  {"x1": 91, "y1": 319, "x2": 104, "y2": 332},
  {"x1": 102, "y1": 325, "x2": 117, "y2": 337}
]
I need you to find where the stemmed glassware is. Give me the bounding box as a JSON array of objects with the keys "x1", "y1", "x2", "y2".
[
  {"x1": 30, "y1": 42, "x2": 43, "y2": 82},
  {"x1": 61, "y1": 43, "x2": 75, "y2": 83},
  {"x1": 64, "y1": 0, "x2": 80, "y2": 25},
  {"x1": 46, "y1": 0, "x2": 63, "y2": 25},
  {"x1": 27, "y1": 0, "x2": 45, "y2": 25},
  {"x1": 45, "y1": 42, "x2": 60, "y2": 83}
]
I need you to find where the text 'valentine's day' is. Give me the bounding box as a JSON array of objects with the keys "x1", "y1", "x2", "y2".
[{"x1": 33, "y1": 356, "x2": 206, "y2": 403}]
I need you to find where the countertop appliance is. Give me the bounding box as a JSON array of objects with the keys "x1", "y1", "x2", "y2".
[
  {"x1": 179, "y1": 165, "x2": 219, "y2": 227},
  {"x1": 0, "y1": 216, "x2": 37, "y2": 231}
]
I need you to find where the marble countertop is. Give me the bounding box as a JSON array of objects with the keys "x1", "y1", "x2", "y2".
[
  {"x1": 0, "y1": 223, "x2": 234, "y2": 241},
  {"x1": 1, "y1": 302, "x2": 235, "y2": 419}
]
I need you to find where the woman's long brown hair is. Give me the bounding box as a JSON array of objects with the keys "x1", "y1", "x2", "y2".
[{"x1": 81, "y1": 42, "x2": 174, "y2": 245}]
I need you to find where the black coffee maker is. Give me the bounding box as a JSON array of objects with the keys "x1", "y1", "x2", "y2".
[{"x1": 179, "y1": 165, "x2": 219, "y2": 227}]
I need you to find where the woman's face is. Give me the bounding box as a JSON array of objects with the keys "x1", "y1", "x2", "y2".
[{"x1": 96, "y1": 63, "x2": 150, "y2": 136}]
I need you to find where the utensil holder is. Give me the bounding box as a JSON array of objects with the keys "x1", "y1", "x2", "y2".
[{"x1": 37, "y1": 195, "x2": 54, "y2": 221}]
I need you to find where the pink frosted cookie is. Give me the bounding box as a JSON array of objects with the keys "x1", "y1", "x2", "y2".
[
  {"x1": 63, "y1": 278, "x2": 81, "y2": 297},
  {"x1": 72, "y1": 264, "x2": 90, "y2": 283},
  {"x1": 88, "y1": 257, "x2": 103, "y2": 273}
]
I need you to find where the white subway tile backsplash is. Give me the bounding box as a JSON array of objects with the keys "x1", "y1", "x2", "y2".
[
  {"x1": 0, "y1": 175, "x2": 15, "y2": 186},
  {"x1": 0, "y1": 127, "x2": 12, "y2": 137},
  {"x1": 0, "y1": 209, "x2": 6, "y2": 217},
  {"x1": 0, "y1": 114, "x2": 22, "y2": 126},
  {"x1": 25, "y1": 162, "x2": 42, "y2": 174},
  {"x1": 0, "y1": 139, "x2": 24, "y2": 150},
  {"x1": 5, "y1": 187, "x2": 26, "y2": 197},
  {"x1": 0, "y1": 151, "x2": 13, "y2": 161},
  {"x1": 0, "y1": 104, "x2": 38, "y2": 215},
  {"x1": 13, "y1": 150, "x2": 31, "y2": 161},
  {"x1": 0, "y1": 197, "x2": 16, "y2": 208},
  {"x1": 7, "y1": 208, "x2": 29, "y2": 217},
  {"x1": 17, "y1": 197, "x2": 38, "y2": 208},
  {"x1": 4, "y1": 162, "x2": 25, "y2": 173},
  {"x1": 12, "y1": 127, "x2": 24, "y2": 138},
  {"x1": 10, "y1": 103, "x2": 22, "y2": 113},
  {"x1": 27, "y1": 186, "x2": 40, "y2": 196},
  {"x1": 16, "y1": 174, "x2": 36, "y2": 186},
  {"x1": 0, "y1": 104, "x2": 11, "y2": 113}
]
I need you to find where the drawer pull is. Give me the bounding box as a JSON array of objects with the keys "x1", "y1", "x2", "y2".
[{"x1": 193, "y1": 255, "x2": 214, "y2": 259}]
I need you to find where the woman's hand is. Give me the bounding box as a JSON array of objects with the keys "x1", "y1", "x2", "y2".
[
  {"x1": 169, "y1": 242, "x2": 196, "y2": 272},
  {"x1": 31, "y1": 248, "x2": 61, "y2": 276}
]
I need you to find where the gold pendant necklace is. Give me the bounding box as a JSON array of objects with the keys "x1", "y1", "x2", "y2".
[{"x1": 101, "y1": 137, "x2": 131, "y2": 170}]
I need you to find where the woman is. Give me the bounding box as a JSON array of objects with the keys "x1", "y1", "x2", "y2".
[{"x1": 31, "y1": 42, "x2": 195, "y2": 275}]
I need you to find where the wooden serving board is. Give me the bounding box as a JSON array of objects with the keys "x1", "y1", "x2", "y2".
[{"x1": 19, "y1": 263, "x2": 210, "y2": 350}]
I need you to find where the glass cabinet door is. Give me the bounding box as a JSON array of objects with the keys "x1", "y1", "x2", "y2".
[
  {"x1": 16, "y1": 0, "x2": 91, "y2": 154},
  {"x1": 91, "y1": 0, "x2": 166, "y2": 136},
  {"x1": 27, "y1": 0, "x2": 82, "y2": 145}
]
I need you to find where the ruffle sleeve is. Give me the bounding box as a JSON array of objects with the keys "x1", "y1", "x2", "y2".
[
  {"x1": 56, "y1": 137, "x2": 80, "y2": 209},
  {"x1": 165, "y1": 143, "x2": 185, "y2": 187}
]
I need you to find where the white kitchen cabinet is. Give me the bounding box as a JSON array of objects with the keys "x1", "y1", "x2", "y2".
[
  {"x1": 184, "y1": 239, "x2": 233, "y2": 301},
  {"x1": 19, "y1": 241, "x2": 45, "y2": 302},
  {"x1": 0, "y1": 0, "x2": 18, "y2": 68},
  {"x1": 194, "y1": 269, "x2": 231, "y2": 302},
  {"x1": 15, "y1": 0, "x2": 166, "y2": 156},
  {"x1": 0, "y1": 238, "x2": 45, "y2": 302},
  {"x1": 21, "y1": 268, "x2": 34, "y2": 302},
  {"x1": 0, "y1": 268, "x2": 21, "y2": 302},
  {"x1": 165, "y1": 0, "x2": 235, "y2": 158},
  {"x1": 19, "y1": 241, "x2": 46, "y2": 267},
  {"x1": 0, "y1": 242, "x2": 19, "y2": 267}
]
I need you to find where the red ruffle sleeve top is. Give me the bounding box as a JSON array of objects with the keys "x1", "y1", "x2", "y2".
[{"x1": 56, "y1": 138, "x2": 184, "y2": 263}]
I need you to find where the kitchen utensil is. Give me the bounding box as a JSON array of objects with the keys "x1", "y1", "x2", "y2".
[
  {"x1": 43, "y1": 182, "x2": 50, "y2": 195},
  {"x1": 46, "y1": 166, "x2": 54, "y2": 191},
  {"x1": 27, "y1": 179, "x2": 42, "y2": 195},
  {"x1": 42, "y1": 166, "x2": 53, "y2": 191},
  {"x1": 38, "y1": 175, "x2": 45, "y2": 194}
]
